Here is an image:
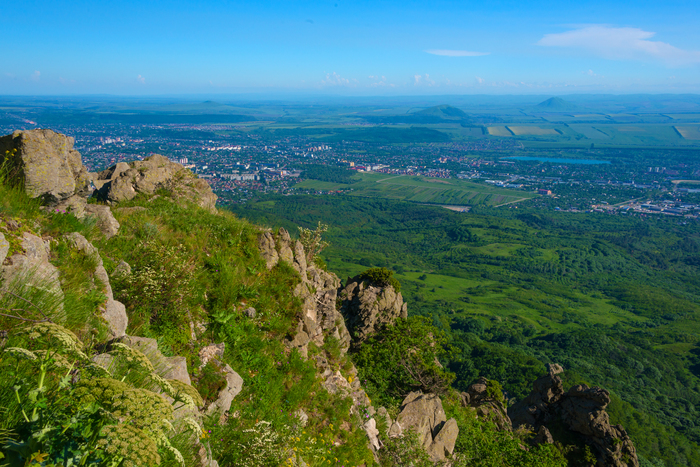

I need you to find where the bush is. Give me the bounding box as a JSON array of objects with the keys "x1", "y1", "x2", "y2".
[
  {"x1": 352, "y1": 315, "x2": 455, "y2": 407},
  {"x1": 358, "y1": 267, "x2": 401, "y2": 292}
]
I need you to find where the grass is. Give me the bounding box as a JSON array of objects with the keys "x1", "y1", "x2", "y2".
[
  {"x1": 675, "y1": 126, "x2": 700, "y2": 140},
  {"x1": 507, "y1": 126, "x2": 559, "y2": 136},
  {"x1": 487, "y1": 126, "x2": 513, "y2": 136}
]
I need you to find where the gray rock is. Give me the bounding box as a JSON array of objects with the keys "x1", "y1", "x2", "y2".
[
  {"x1": 244, "y1": 307, "x2": 257, "y2": 318},
  {"x1": 63, "y1": 232, "x2": 127, "y2": 338},
  {"x1": 1, "y1": 233, "x2": 65, "y2": 322},
  {"x1": 364, "y1": 418, "x2": 381, "y2": 451},
  {"x1": 276, "y1": 228, "x2": 294, "y2": 265},
  {"x1": 257, "y1": 231, "x2": 279, "y2": 270},
  {"x1": 0, "y1": 129, "x2": 89, "y2": 203},
  {"x1": 84, "y1": 204, "x2": 120, "y2": 239},
  {"x1": 0, "y1": 233, "x2": 9, "y2": 265},
  {"x1": 206, "y1": 364, "x2": 244, "y2": 416},
  {"x1": 391, "y1": 391, "x2": 459, "y2": 462},
  {"x1": 376, "y1": 407, "x2": 393, "y2": 436},
  {"x1": 117, "y1": 336, "x2": 190, "y2": 384},
  {"x1": 339, "y1": 274, "x2": 408, "y2": 350},
  {"x1": 163, "y1": 356, "x2": 191, "y2": 385},
  {"x1": 111, "y1": 260, "x2": 132, "y2": 279},
  {"x1": 509, "y1": 366, "x2": 639, "y2": 467},
  {"x1": 96, "y1": 154, "x2": 217, "y2": 212},
  {"x1": 430, "y1": 417, "x2": 458, "y2": 461}
]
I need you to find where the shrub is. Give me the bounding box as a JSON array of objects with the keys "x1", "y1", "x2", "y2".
[
  {"x1": 358, "y1": 267, "x2": 401, "y2": 292},
  {"x1": 352, "y1": 315, "x2": 455, "y2": 407}
]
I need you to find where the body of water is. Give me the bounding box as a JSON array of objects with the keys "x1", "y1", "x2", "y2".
[{"x1": 503, "y1": 156, "x2": 610, "y2": 165}]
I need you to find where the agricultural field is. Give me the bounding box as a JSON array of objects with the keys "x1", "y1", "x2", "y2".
[
  {"x1": 675, "y1": 126, "x2": 700, "y2": 140},
  {"x1": 348, "y1": 173, "x2": 534, "y2": 206},
  {"x1": 507, "y1": 126, "x2": 560, "y2": 136},
  {"x1": 487, "y1": 126, "x2": 513, "y2": 136},
  {"x1": 296, "y1": 172, "x2": 535, "y2": 206}
]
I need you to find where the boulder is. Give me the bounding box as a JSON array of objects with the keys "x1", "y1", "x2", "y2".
[
  {"x1": 339, "y1": 275, "x2": 408, "y2": 349},
  {"x1": 111, "y1": 260, "x2": 132, "y2": 279},
  {"x1": 390, "y1": 391, "x2": 459, "y2": 462},
  {"x1": 116, "y1": 335, "x2": 191, "y2": 385},
  {"x1": 0, "y1": 129, "x2": 89, "y2": 203},
  {"x1": 199, "y1": 343, "x2": 226, "y2": 367},
  {"x1": 95, "y1": 154, "x2": 217, "y2": 212},
  {"x1": 206, "y1": 364, "x2": 244, "y2": 416},
  {"x1": 85, "y1": 204, "x2": 120, "y2": 239},
  {"x1": 1, "y1": 232, "x2": 65, "y2": 322}
]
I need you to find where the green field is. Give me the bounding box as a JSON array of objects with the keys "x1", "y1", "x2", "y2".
[{"x1": 295, "y1": 172, "x2": 535, "y2": 206}]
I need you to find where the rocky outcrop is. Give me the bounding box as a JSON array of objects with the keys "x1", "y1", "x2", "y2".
[
  {"x1": 0, "y1": 129, "x2": 90, "y2": 203},
  {"x1": 509, "y1": 364, "x2": 638, "y2": 467},
  {"x1": 258, "y1": 227, "x2": 351, "y2": 358},
  {"x1": 64, "y1": 233, "x2": 127, "y2": 338},
  {"x1": 388, "y1": 391, "x2": 459, "y2": 463},
  {"x1": 338, "y1": 274, "x2": 407, "y2": 349},
  {"x1": 198, "y1": 343, "x2": 244, "y2": 419},
  {"x1": 461, "y1": 377, "x2": 512, "y2": 431},
  {"x1": 1, "y1": 231, "x2": 65, "y2": 322},
  {"x1": 94, "y1": 155, "x2": 217, "y2": 212}
]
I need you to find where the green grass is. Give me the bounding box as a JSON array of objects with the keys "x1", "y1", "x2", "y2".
[{"x1": 297, "y1": 173, "x2": 536, "y2": 207}]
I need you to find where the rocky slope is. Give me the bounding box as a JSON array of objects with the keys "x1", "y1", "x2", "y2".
[{"x1": 1, "y1": 129, "x2": 639, "y2": 467}]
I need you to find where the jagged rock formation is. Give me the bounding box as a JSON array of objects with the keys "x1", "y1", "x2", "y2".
[
  {"x1": 0, "y1": 129, "x2": 90, "y2": 203},
  {"x1": 64, "y1": 233, "x2": 127, "y2": 337},
  {"x1": 338, "y1": 274, "x2": 407, "y2": 349},
  {"x1": 94, "y1": 155, "x2": 217, "y2": 212},
  {"x1": 388, "y1": 391, "x2": 459, "y2": 462},
  {"x1": 509, "y1": 364, "x2": 639, "y2": 467},
  {"x1": 461, "y1": 377, "x2": 512, "y2": 431},
  {"x1": 258, "y1": 228, "x2": 351, "y2": 357}
]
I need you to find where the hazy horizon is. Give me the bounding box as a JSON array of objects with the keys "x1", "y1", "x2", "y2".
[{"x1": 3, "y1": 0, "x2": 700, "y2": 96}]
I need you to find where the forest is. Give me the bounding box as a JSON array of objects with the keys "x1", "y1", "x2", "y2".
[{"x1": 230, "y1": 194, "x2": 700, "y2": 467}]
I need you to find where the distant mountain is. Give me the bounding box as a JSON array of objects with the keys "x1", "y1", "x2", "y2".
[
  {"x1": 412, "y1": 104, "x2": 469, "y2": 119},
  {"x1": 362, "y1": 104, "x2": 471, "y2": 124},
  {"x1": 535, "y1": 97, "x2": 579, "y2": 111}
]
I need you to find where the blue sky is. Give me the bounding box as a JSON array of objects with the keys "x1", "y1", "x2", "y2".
[{"x1": 2, "y1": 0, "x2": 700, "y2": 95}]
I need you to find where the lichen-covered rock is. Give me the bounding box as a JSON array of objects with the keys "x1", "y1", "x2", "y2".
[
  {"x1": 0, "y1": 129, "x2": 89, "y2": 203},
  {"x1": 95, "y1": 154, "x2": 217, "y2": 212},
  {"x1": 339, "y1": 275, "x2": 408, "y2": 349}
]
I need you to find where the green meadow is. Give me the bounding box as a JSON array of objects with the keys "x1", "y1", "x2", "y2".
[{"x1": 295, "y1": 172, "x2": 535, "y2": 207}]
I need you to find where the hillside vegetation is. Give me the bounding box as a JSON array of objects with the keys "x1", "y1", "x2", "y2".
[
  {"x1": 0, "y1": 130, "x2": 584, "y2": 467},
  {"x1": 231, "y1": 194, "x2": 700, "y2": 467}
]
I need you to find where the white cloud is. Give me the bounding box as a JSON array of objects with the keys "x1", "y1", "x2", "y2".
[
  {"x1": 476, "y1": 76, "x2": 485, "y2": 84},
  {"x1": 414, "y1": 74, "x2": 435, "y2": 86},
  {"x1": 426, "y1": 49, "x2": 489, "y2": 57},
  {"x1": 321, "y1": 72, "x2": 355, "y2": 87},
  {"x1": 137, "y1": 74, "x2": 146, "y2": 84},
  {"x1": 30, "y1": 71, "x2": 40, "y2": 82},
  {"x1": 538, "y1": 25, "x2": 700, "y2": 66}
]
